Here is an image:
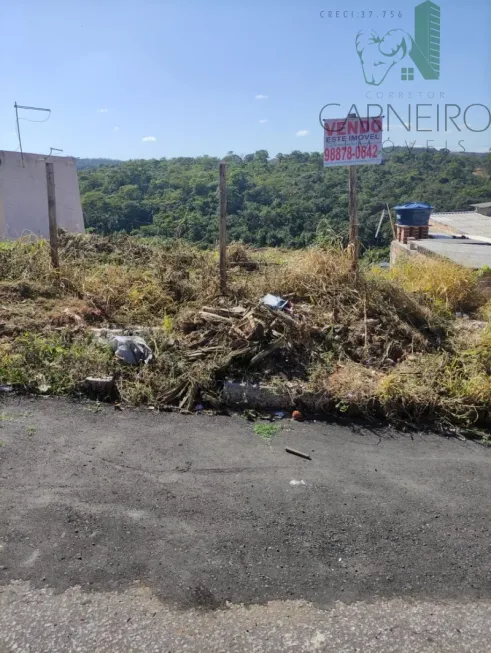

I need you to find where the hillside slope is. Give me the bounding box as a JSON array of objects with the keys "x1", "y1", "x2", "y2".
[
  {"x1": 76, "y1": 158, "x2": 122, "y2": 170},
  {"x1": 78, "y1": 150, "x2": 491, "y2": 249}
]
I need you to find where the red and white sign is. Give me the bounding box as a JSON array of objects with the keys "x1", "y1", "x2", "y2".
[{"x1": 323, "y1": 117, "x2": 383, "y2": 167}]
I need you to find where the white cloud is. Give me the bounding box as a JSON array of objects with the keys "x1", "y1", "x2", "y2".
[
  {"x1": 296, "y1": 129, "x2": 309, "y2": 137},
  {"x1": 255, "y1": 94, "x2": 268, "y2": 100},
  {"x1": 97, "y1": 108, "x2": 109, "y2": 113},
  {"x1": 142, "y1": 136, "x2": 156, "y2": 142},
  {"x1": 259, "y1": 119, "x2": 268, "y2": 124},
  {"x1": 113, "y1": 126, "x2": 120, "y2": 132}
]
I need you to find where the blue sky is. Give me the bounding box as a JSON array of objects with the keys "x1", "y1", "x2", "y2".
[{"x1": 1, "y1": 0, "x2": 490, "y2": 159}]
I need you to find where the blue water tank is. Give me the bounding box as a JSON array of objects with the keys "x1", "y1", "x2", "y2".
[{"x1": 394, "y1": 202, "x2": 433, "y2": 226}]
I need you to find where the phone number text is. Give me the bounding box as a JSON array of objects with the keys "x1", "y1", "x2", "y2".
[{"x1": 324, "y1": 144, "x2": 379, "y2": 162}]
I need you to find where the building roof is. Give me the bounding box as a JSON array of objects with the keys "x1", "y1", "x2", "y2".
[
  {"x1": 430, "y1": 212, "x2": 491, "y2": 243},
  {"x1": 470, "y1": 202, "x2": 491, "y2": 209},
  {"x1": 412, "y1": 236, "x2": 491, "y2": 269},
  {"x1": 0, "y1": 150, "x2": 76, "y2": 165}
]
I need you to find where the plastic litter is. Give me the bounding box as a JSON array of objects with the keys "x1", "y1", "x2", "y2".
[
  {"x1": 195, "y1": 403, "x2": 205, "y2": 412},
  {"x1": 275, "y1": 411, "x2": 286, "y2": 419},
  {"x1": 292, "y1": 410, "x2": 304, "y2": 421},
  {"x1": 290, "y1": 479, "x2": 306, "y2": 486},
  {"x1": 261, "y1": 294, "x2": 289, "y2": 310},
  {"x1": 109, "y1": 335, "x2": 153, "y2": 365},
  {"x1": 0, "y1": 385, "x2": 13, "y2": 393},
  {"x1": 35, "y1": 374, "x2": 50, "y2": 394}
]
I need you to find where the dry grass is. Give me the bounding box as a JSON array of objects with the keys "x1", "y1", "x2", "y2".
[
  {"x1": 379, "y1": 350, "x2": 491, "y2": 427},
  {"x1": 310, "y1": 360, "x2": 383, "y2": 416},
  {"x1": 379, "y1": 255, "x2": 484, "y2": 316},
  {"x1": 0, "y1": 239, "x2": 52, "y2": 282},
  {"x1": 0, "y1": 232, "x2": 490, "y2": 429}
]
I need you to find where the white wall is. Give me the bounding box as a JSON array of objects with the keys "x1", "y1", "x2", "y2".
[{"x1": 0, "y1": 151, "x2": 84, "y2": 240}]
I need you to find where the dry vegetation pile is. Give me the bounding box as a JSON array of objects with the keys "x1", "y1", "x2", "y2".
[{"x1": 1, "y1": 232, "x2": 490, "y2": 431}]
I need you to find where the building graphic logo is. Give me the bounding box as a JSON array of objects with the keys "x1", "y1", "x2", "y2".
[{"x1": 356, "y1": 0, "x2": 440, "y2": 86}]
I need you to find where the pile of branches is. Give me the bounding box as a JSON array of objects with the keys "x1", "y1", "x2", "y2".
[
  {"x1": 155, "y1": 284, "x2": 444, "y2": 410},
  {"x1": 158, "y1": 302, "x2": 314, "y2": 409}
]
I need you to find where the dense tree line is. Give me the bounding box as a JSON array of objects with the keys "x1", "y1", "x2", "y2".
[
  {"x1": 78, "y1": 150, "x2": 491, "y2": 249},
  {"x1": 76, "y1": 158, "x2": 122, "y2": 170}
]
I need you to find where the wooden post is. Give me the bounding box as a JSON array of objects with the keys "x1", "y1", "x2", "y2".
[
  {"x1": 348, "y1": 165, "x2": 358, "y2": 271},
  {"x1": 45, "y1": 162, "x2": 59, "y2": 270},
  {"x1": 219, "y1": 161, "x2": 227, "y2": 294},
  {"x1": 386, "y1": 202, "x2": 396, "y2": 239}
]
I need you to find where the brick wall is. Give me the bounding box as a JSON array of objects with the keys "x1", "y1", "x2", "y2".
[{"x1": 396, "y1": 225, "x2": 429, "y2": 244}]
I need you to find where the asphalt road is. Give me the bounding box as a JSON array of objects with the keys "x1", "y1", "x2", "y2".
[{"x1": 0, "y1": 396, "x2": 490, "y2": 652}]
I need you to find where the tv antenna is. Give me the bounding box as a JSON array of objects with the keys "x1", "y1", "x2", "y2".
[
  {"x1": 49, "y1": 147, "x2": 63, "y2": 157},
  {"x1": 14, "y1": 102, "x2": 51, "y2": 167}
]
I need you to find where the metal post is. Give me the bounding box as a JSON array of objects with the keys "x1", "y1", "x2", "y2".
[
  {"x1": 375, "y1": 209, "x2": 385, "y2": 240},
  {"x1": 13, "y1": 102, "x2": 51, "y2": 168},
  {"x1": 45, "y1": 162, "x2": 59, "y2": 270},
  {"x1": 348, "y1": 165, "x2": 358, "y2": 271},
  {"x1": 14, "y1": 102, "x2": 24, "y2": 167},
  {"x1": 219, "y1": 161, "x2": 227, "y2": 294}
]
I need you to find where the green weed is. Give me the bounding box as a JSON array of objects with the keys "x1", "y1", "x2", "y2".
[
  {"x1": 254, "y1": 423, "x2": 281, "y2": 440},
  {"x1": 162, "y1": 313, "x2": 174, "y2": 333},
  {"x1": 0, "y1": 331, "x2": 115, "y2": 394}
]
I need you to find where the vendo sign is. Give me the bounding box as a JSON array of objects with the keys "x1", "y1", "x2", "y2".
[{"x1": 323, "y1": 116, "x2": 383, "y2": 167}]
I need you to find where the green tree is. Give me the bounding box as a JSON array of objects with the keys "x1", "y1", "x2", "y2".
[{"x1": 78, "y1": 150, "x2": 491, "y2": 249}]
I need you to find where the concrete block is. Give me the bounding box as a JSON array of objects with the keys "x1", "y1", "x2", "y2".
[
  {"x1": 223, "y1": 381, "x2": 325, "y2": 413},
  {"x1": 223, "y1": 381, "x2": 292, "y2": 410}
]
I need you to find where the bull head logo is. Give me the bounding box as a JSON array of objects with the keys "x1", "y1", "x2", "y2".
[{"x1": 355, "y1": 1, "x2": 441, "y2": 86}]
